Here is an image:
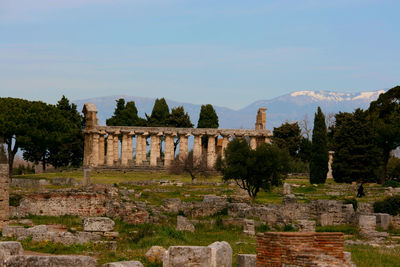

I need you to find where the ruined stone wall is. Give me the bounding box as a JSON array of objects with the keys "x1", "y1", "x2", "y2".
[
  {"x1": 256, "y1": 232, "x2": 348, "y2": 266},
  {"x1": 0, "y1": 164, "x2": 9, "y2": 228}
]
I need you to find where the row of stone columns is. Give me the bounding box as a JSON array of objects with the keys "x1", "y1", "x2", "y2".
[{"x1": 85, "y1": 131, "x2": 267, "y2": 168}]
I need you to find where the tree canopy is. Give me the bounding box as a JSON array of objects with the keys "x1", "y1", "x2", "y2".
[
  {"x1": 197, "y1": 104, "x2": 219, "y2": 128},
  {"x1": 309, "y1": 107, "x2": 328, "y2": 184},
  {"x1": 272, "y1": 122, "x2": 301, "y2": 158},
  {"x1": 167, "y1": 106, "x2": 193, "y2": 128},
  {"x1": 216, "y1": 138, "x2": 289, "y2": 199},
  {"x1": 106, "y1": 98, "x2": 146, "y2": 126},
  {"x1": 146, "y1": 98, "x2": 170, "y2": 127},
  {"x1": 332, "y1": 109, "x2": 381, "y2": 183}
]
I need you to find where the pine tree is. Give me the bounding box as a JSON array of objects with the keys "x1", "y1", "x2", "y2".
[
  {"x1": 309, "y1": 107, "x2": 329, "y2": 184},
  {"x1": 197, "y1": 104, "x2": 219, "y2": 148},
  {"x1": 106, "y1": 98, "x2": 145, "y2": 126},
  {"x1": 272, "y1": 122, "x2": 301, "y2": 158},
  {"x1": 146, "y1": 98, "x2": 170, "y2": 127}
]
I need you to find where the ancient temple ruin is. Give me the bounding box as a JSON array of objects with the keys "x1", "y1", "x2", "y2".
[{"x1": 82, "y1": 104, "x2": 271, "y2": 169}]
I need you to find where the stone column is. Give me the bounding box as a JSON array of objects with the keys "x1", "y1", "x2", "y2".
[
  {"x1": 221, "y1": 135, "x2": 230, "y2": 159},
  {"x1": 98, "y1": 131, "x2": 105, "y2": 165},
  {"x1": 150, "y1": 133, "x2": 161, "y2": 166},
  {"x1": 0, "y1": 162, "x2": 9, "y2": 229},
  {"x1": 83, "y1": 132, "x2": 91, "y2": 166},
  {"x1": 179, "y1": 133, "x2": 190, "y2": 162},
  {"x1": 250, "y1": 136, "x2": 257, "y2": 150},
  {"x1": 135, "y1": 134, "x2": 143, "y2": 165},
  {"x1": 207, "y1": 134, "x2": 218, "y2": 168},
  {"x1": 127, "y1": 132, "x2": 134, "y2": 164},
  {"x1": 193, "y1": 134, "x2": 202, "y2": 164},
  {"x1": 113, "y1": 131, "x2": 120, "y2": 164},
  {"x1": 91, "y1": 133, "x2": 99, "y2": 167},
  {"x1": 164, "y1": 133, "x2": 176, "y2": 167},
  {"x1": 106, "y1": 133, "x2": 114, "y2": 166},
  {"x1": 121, "y1": 131, "x2": 129, "y2": 166},
  {"x1": 142, "y1": 132, "x2": 149, "y2": 162}
]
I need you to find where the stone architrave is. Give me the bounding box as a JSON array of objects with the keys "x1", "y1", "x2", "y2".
[
  {"x1": 207, "y1": 134, "x2": 218, "y2": 168},
  {"x1": 98, "y1": 131, "x2": 105, "y2": 165},
  {"x1": 249, "y1": 136, "x2": 257, "y2": 150},
  {"x1": 164, "y1": 133, "x2": 175, "y2": 167},
  {"x1": 193, "y1": 134, "x2": 202, "y2": 164},
  {"x1": 121, "y1": 132, "x2": 129, "y2": 166},
  {"x1": 221, "y1": 135, "x2": 230, "y2": 159},
  {"x1": 113, "y1": 132, "x2": 120, "y2": 164},
  {"x1": 178, "y1": 133, "x2": 190, "y2": 162},
  {"x1": 106, "y1": 133, "x2": 114, "y2": 166},
  {"x1": 150, "y1": 133, "x2": 161, "y2": 166}
]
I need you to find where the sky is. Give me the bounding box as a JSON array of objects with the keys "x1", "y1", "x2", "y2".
[{"x1": 0, "y1": 0, "x2": 399, "y2": 109}]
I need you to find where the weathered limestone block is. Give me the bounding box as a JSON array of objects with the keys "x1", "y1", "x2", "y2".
[
  {"x1": 375, "y1": 213, "x2": 391, "y2": 230},
  {"x1": 297, "y1": 220, "x2": 316, "y2": 232},
  {"x1": 319, "y1": 213, "x2": 333, "y2": 226},
  {"x1": 163, "y1": 246, "x2": 212, "y2": 267},
  {"x1": 163, "y1": 198, "x2": 181, "y2": 213},
  {"x1": 4, "y1": 255, "x2": 97, "y2": 267},
  {"x1": 102, "y1": 261, "x2": 144, "y2": 267},
  {"x1": 145, "y1": 246, "x2": 166, "y2": 263},
  {"x1": 176, "y1": 216, "x2": 195, "y2": 232},
  {"x1": 237, "y1": 254, "x2": 256, "y2": 267},
  {"x1": 358, "y1": 215, "x2": 376, "y2": 231},
  {"x1": 208, "y1": 241, "x2": 232, "y2": 267},
  {"x1": 243, "y1": 219, "x2": 255, "y2": 235},
  {"x1": 283, "y1": 183, "x2": 291, "y2": 195},
  {"x1": 2, "y1": 226, "x2": 27, "y2": 238},
  {"x1": 83, "y1": 217, "x2": 115, "y2": 232},
  {"x1": 0, "y1": 242, "x2": 23, "y2": 262}
]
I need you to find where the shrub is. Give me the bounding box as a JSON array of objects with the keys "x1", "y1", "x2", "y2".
[
  {"x1": 373, "y1": 196, "x2": 400, "y2": 216},
  {"x1": 383, "y1": 180, "x2": 400, "y2": 188},
  {"x1": 9, "y1": 194, "x2": 23, "y2": 207},
  {"x1": 344, "y1": 198, "x2": 358, "y2": 211},
  {"x1": 256, "y1": 224, "x2": 271, "y2": 232}
]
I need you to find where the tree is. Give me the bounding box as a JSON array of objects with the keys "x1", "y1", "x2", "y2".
[
  {"x1": 216, "y1": 138, "x2": 290, "y2": 199},
  {"x1": 197, "y1": 104, "x2": 219, "y2": 149},
  {"x1": 21, "y1": 101, "x2": 71, "y2": 171},
  {"x1": 169, "y1": 151, "x2": 210, "y2": 181},
  {"x1": 146, "y1": 98, "x2": 170, "y2": 127},
  {"x1": 332, "y1": 109, "x2": 381, "y2": 183},
  {"x1": 0, "y1": 98, "x2": 32, "y2": 176},
  {"x1": 197, "y1": 104, "x2": 219, "y2": 128},
  {"x1": 298, "y1": 137, "x2": 312, "y2": 163},
  {"x1": 47, "y1": 96, "x2": 84, "y2": 168},
  {"x1": 106, "y1": 98, "x2": 145, "y2": 126},
  {"x1": 310, "y1": 107, "x2": 329, "y2": 184},
  {"x1": 272, "y1": 122, "x2": 301, "y2": 158},
  {"x1": 368, "y1": 86, "x2": 400, "y2": 183},
  {"x1": 167, "y1": 106, "x2": 194, "y2": 153}
]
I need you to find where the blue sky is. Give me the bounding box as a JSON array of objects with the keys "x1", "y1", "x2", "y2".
[{"x1": 0, "y1": 0, "x2": 399, "y2": 109}]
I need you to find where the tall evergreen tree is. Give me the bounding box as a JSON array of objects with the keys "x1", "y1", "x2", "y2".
[
  {"x1": 146, "y1": 98, "x2": 170, "y2": 127},
  {"x1": 332, "y1": 109, "x2": 381, "y2": 183},
  {"x1": 167, "y1": 106, "x2": 193, "y2": 128},
  {"x1": 309, "y1": 107, "x2": 329, "y2": 184},
  {"x1": 106, "y1": 98, "x2": 145, "y2": 126},
  {"x1": 197, "y1": 104, "x2": 219, "y2": 148}
]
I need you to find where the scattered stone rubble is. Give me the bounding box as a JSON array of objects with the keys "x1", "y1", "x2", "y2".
[
  {"x1": 237, "y1": 254, "x2": 256, "y2": 267},
  {"x1": 176, "y1": 216, "x2": 195, "y2": 232}
]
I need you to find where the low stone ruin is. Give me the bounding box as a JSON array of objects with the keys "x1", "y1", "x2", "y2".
[
  {"x1": 358, "y1": 215, "x2": 389, "y2": 239},
  {"x1": 0, "y1": 241, "x2": 97, "y2": 267},
  {"x1": 2, "y1": 217, "x2": 118, "y2": 247},
  {"x1": 176, "y1": 216, "x2": 195, "y2": 232},
  {"x1": 102, "y1": 261, "x2": 143, "y2": 267},
  {"x1": 237, "y1": 254, "x2": 256, "y2": 267},
  {"x1": 163, "y1": 241, "x2": 232, "y2": 267}
]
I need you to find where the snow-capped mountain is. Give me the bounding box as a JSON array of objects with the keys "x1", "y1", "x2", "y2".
[{"x1": 73, "y1": 90, "x2": 385, "y2": 131}]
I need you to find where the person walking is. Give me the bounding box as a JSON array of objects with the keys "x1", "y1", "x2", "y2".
[{"x1": 357, "y1": 181, "x2": 365, "y2": 198}]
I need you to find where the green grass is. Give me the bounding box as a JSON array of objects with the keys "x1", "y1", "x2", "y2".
[
  {"x1": 25, "y1": 215, "x2": 82, "y2": 230},
  {"x1": 346, "y1": 245, "x2": 400, "y2": 267},
  {"x1": 316, "y1": 224, "x2": 360, "y2": 236}
]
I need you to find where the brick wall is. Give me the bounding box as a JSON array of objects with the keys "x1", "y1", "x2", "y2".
[{"x1": 256, "y1": 232, "x2": 345, "y2": 266}]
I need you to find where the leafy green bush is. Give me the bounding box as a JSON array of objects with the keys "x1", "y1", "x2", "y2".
[
  {"x1": 256, "y1": 224, "x2": 270, "y2": 232},
  {"x1": 383, "y1": 180, "x2": 400, "y2": 188},
  {"x1": 387, "y1": 157, "x2": 400, "y2": 179},
  {"x1": 9, "y1": 194, "x2": 23, "y2": 207},
  {"x1": 344, "y1": 198, "x2": 358, "y2": 211},
  {"x1": 374, "y1": 196, "x2": 400, "y2": 216}
]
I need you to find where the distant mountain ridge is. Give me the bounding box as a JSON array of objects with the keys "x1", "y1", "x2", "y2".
[{"x1": 73, "y1": 90, "x2": 384, "y2": 130}]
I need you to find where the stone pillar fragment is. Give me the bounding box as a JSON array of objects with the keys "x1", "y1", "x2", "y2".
[
  {"x1": 135, "y1": 134, "x2": 144, "y2": 166},
  {"x1": 193, "y1": 134, "x2": 202, "y2": 164},
  {"x1": 106, "y1": 134, "x2": 114, "y2": 166},
  {"x1": 121, "y1": 132, "x2": 129, "y2": 166},
  {"x1": 0, "y1": 163, "x2": 9, "y2": 228},
  {"x1": 98, "y1": 132, "x2": 105, "y2": 165},
  {"x1": 150, "y1": 133, "x2": 161, "y2": 166},
  {"x1": 91, "y1": 133, "x2": 99, "y2": 167},
  {"x1": 113, "y1": 132, "x2": 120, "y2": 164},
  {"x1": 164, "y1": 133, "x2": 176, "y2": 167},
  {"x1": 142, "y1": 132, "x2": 149, "y2": 162},
  {"x1": 207, "y1": 135, "x2": 217, "y2": 168},
  {"x1": 179, "y1": 134, "x2": 190, "y2": 162}
]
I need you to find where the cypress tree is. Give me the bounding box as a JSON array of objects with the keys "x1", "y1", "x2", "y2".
[
  {"x1": 310, "y1": 107, "x2": 329, "y2": 184},
  {"x1": 146, "y1": 98, "x2": 170, "y2": 127}
]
